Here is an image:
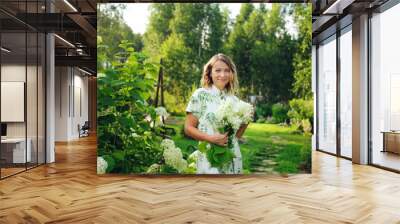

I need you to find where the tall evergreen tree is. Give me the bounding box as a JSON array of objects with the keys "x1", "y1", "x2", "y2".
[{"x1": 225, "y1": 4, "x2": 255, "y2": 96}]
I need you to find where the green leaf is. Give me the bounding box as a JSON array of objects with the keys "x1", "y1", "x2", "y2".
[
  {"x1": 112, "y1": 151, "x2": 125, "y2": 161},
  {"x1": 103, "y1": 155, "x2": 116, "y2": 172},
  {"x1": 183, "y1": 163, "x2": 197, "y2": 174},
  {"x1": 160, "y1": 164, "x2": 179, "y2": 174},
  {"x1": 206, "y1": 145, "x2": 235, "y2": 169},
  {"x1": 198, "y1": 141, "x2": 208, "y2": 153}
]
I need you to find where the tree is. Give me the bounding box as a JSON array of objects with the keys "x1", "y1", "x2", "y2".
[
  {"x1": 290, "y1": 3, "x2": 312, "y2": 99},
  {"x1": 161, "y1": 33, "x2": 193, "y2": 103},
  {"x1": 226, "y1": 4, "x2": 295, "y2": 102},
  {"x1": 144, "y1": 3, "x2": 229, "y2": 113},
  {"x1": 97, "y1": 4, "x2": 143, "y2": 64},
  {"x1": 169, "y1": 3, "x2": 228, "y2": 69},
  {"x1": 225, "y1": 4, "x2": 255, "y2": 96},
  {"x1": 143, "y1": 3, "x2": 175, "y2": 60},
  {"x1": 143, "y1": 3, "x2": 300, "y2": 108}
]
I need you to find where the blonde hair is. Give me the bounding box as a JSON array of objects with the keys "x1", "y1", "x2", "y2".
[{"x1": 200, "y1": 53, "x2": 239, "y2": 95}]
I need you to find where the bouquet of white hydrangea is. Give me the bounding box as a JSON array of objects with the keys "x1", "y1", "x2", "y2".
[
  {"x1": 203, "y1": 98, "x2": 253, "y2": 169},
  {"x1": 215, "y1": 98, "x2": 254, "y2": 134},
  {"x1": 97, "y1": 156, "x2": 108, "y2": 174}
]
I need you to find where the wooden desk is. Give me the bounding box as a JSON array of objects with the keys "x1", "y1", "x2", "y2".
[
  {"x1": 381, "y1": 131, "x2": 400, "y2": 154},
  {"x1": 1, "y1": 138, "x2": 31, "y2": 163}
]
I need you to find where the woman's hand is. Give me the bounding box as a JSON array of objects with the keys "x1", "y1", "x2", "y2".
[
  {"x1": 185, "y1": 113, "x2": 228, "y2": 146},
  {"x1": 207, "y1": 133, "x2": 228, "y2": 147}
]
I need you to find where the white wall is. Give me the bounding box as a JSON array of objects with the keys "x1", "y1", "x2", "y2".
[
  {"x1": 72, "y1": 72, "x2": 89, "y2": 138},
  {"x1": 1, "y1": 65, "x2": 26, "y2": 81},
  {"x1": 55, "y1": 67, "x2": 89, "y2": 141},
  {"x1": 55, "y1": 66, "x2": 70, "y2": 141},
  {"x1": 1, "y1": 65, "x2": 26, "y2": 139},
  {"x1": 1, "y1": 63, "x2": 46, "y2": 164}
]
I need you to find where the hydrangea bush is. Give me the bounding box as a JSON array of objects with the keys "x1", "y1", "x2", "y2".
[
  {"x1": 97, "y1": 39, "x2": 164, "y2": 174},
  {"x1": 147, "y1": 139, "x2": 192, "y2": 174}
]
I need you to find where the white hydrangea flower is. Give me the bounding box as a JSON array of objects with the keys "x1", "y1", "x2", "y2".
[
  {"x1": 228, "y1": 116, "x2": 243, "y2": 131},
  {"x1": 236, "y1": 100, "x2": 254, "y2": 123},
  {"x1": 163, "y1": 145, "x2": 184, "y2": 169},
  {"x1": 214, "y1": 98, "x2": 253, "y2": 133},
  {"x1": 175, "y1": 159, "x2": 188, "y2": 173},
  {"x1": 147, "y1": 163, "x2": 161, "y2": 174},
  {"x1": 161, "y1": 139, "x2": 175, "y2": 151},
  {"x1": 215, "y1": 98, "x2": 233, "y2": 122},
  {"x1": 144, "y1": 115, "x2": 152, "y2": 122},
  {"x1": 97, "y1": 157, "x2": 108, "y2": 174}
]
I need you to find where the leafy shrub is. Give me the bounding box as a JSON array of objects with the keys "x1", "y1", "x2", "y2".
[
  {"x1": 164, "y1": 91, "x2": 186, "y2": 115},
  {"x1": 287, "y1": 98, "x2": 313, "y2": 134},
  {"x1": 264, "y1": 116, "x2": 276, "y2": 124},
  {"x1": 301, "y1": 119, "x2": 312, "y2": 135},
  {"x1": 271, "y1": 103, "x2": 289, "y2": 124},
  {"x1": 164, "y1": 84, "x2": 197, "y2": 116},
  {"x1": 256, "y1": 117, "x2": 266, "y2": 123},
  {"x1": 97, "y1": 39, "x2": 164, "y2": 173},
  {"x1": 255, "y1": 103, "x2": 272, "y2": 120},
  {"x1": 287, "y1": 99, "x2": 313, "y2": 121}
]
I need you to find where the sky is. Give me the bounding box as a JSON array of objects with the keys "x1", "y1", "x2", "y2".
[{"x1": 121, "y1": 3, "x2": 296, "y2": 35}]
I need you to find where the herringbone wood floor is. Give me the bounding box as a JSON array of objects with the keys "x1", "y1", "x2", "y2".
[{"x1": 1, "y1": 136, "x2": 400, "y2": 224}]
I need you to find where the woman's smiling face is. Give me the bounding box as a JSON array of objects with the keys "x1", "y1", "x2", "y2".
[{"x1": 211, "y1": 60, "x2": 232, "y2": 90}]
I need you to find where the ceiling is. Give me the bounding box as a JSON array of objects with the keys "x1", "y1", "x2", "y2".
[
  {"x1": 0, "y1": 0, "x2": 96, "y2": 74},
  {"x1": 312, "y1": 0, "x2": 389, "y2": 43}
]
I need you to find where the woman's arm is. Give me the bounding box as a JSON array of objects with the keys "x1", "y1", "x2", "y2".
[
  {"x1": 235, "y1": 123, "x2": 249, "y2": 139},
  {"x1": 184, "y1": 113, "x2": 228, "y2": 146}
]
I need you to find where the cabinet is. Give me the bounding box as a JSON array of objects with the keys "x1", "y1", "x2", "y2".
[{"x1": 382, "y1": 132, "x2": 400, "y2": 154}]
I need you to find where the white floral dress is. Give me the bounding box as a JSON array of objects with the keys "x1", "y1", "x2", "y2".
[{"x1": 186, "y1": 85, "x2": 243, "y2": 174}]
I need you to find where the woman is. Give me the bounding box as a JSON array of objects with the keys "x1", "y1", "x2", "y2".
[{"x1": 184, "y1": 53, "x2": 249, "y2": 174}]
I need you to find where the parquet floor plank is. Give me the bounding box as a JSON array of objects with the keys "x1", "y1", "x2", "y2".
[{"x1": 0, "y1": 136, "x2": 399, "y2": 223}]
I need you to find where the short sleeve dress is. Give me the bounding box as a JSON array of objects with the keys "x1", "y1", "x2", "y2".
[{"x1": 186, "y1": 85, "x2": 243, "y2": 174}]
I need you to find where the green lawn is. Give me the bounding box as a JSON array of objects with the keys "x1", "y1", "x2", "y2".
[{"x1": 165, "y1": 116, "x2": 311, "y2": 174}]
